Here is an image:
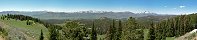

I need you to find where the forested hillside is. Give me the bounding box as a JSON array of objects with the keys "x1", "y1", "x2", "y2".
[
  {"x1": 0, "y1": 13, "x2": 196, "y2": 40},
  {"x1": 149, "y1": 13, "x2": 197, "y2": 40}
]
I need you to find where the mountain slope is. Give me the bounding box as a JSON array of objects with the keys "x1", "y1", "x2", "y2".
[{"x1": 0, "y1": 17, "x2": 49, "y2": 40}]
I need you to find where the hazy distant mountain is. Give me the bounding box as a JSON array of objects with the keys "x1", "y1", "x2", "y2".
[{"x1": 0, "y1": 11, "x2": 173, "y2": 19}]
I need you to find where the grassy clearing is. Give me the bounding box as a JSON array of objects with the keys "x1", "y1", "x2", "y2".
[
  {"x1": 143, "y1": 29, "x2": 150, "y2": 40},
  {"x1": 166, "y1": 37, "x2": 175, "y2": 40},
  {"x1": 0, "y1": 18, "x2": 49, "y2": 40}
]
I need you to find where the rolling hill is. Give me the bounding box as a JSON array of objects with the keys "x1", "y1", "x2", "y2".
[{"x1": 0, "y1": 16, "x2": 49, "y2": 40}]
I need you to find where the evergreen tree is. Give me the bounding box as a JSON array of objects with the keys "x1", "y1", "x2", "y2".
[
  {"x1": 116, "y1": 20, "x2": 122, "y2": 40},
  {"x1": 49, "y1": 26, "x2": 58, "y2": 40},
  {"x1": 106, "y1": 19, "x2": 116, "y2": 40},
  {"x1": 91, "y1": 21, "x2": 97, "y2": 40},
  {"x1": 26, "y1": 20, "x2": 29, "y2": 25},
  {"x1": 149, "y1": 21, "x2": 155, "y2": 40},
  {"x1": 122, "y1": 17, "x2": 144, "y2": 40},
  {"x1": 39, "y1": 29, "x2": 44, "y2": 40}
]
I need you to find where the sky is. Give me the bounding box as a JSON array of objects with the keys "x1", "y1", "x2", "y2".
[{"x1": 0, "y1": 0, "x2": 197, "y2": 15}]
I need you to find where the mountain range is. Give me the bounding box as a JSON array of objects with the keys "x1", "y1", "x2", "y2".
[{"x1": 0, "y1": 11, "x2": 174, "y2": 19}]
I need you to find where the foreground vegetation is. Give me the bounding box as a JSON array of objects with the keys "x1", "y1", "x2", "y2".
[{"x1": 0, "y1": 13, "x2": 197, "y2": 40}]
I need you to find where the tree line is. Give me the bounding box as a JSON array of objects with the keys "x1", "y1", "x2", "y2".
[{"x1": 149, "y1": 13, "x2": 197, "y2": 40}]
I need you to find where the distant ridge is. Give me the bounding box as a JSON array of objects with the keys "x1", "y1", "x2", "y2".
[{"x1": 0, "y1": 11, "x2": 173, "y2": 19}]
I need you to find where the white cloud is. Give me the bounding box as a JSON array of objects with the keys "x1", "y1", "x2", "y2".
[{"x1": 179, "y1": 6, "x2": 186, "y2": 8}]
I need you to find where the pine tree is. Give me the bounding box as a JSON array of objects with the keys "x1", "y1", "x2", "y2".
[
  {"x1": 116, "y1": 20, "x2": 122, "y2": 40},
  {"x1": 39, "y1": 29, "x2": 44, "y2": 40},
  {"x1": 91, "y1": 21, "x2": 97, "y2": 40},
  {"x1": 49, "y1": 26, "x2": 58, "y2": 40},
  {"x1": 195, "y1": 15, "x2": 197, "y2": 28},
  {"x1": 149, "y1": 21, "x2": 155, "y2": 40},
  {"x1": 106, "y1": 19, "x2": 116, "y2": 40},
  {"x1": 26, "y1": 20, "x2": 29, "y2": 25}
]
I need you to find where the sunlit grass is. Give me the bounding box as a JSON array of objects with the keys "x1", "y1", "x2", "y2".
[{"x1": 0, "y1": 18, "x2": 49, "y2": 40}]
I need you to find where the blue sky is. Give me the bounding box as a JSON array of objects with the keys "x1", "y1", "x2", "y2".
[{"x1": 0, "y1": 0, "x2": 197, "y2": 15}]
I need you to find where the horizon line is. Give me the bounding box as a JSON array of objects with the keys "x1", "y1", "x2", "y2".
[{"x1": 0, "y1": 10, "x2": 195, "y2": 15}]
